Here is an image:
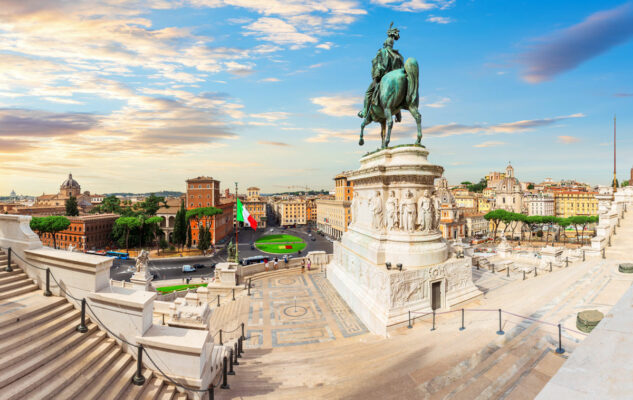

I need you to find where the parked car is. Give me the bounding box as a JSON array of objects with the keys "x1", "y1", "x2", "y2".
[
  {"x1": 182, "y1": 265, "x2": 195, "y2": 273},
  {"x1": 193, "y1": 263, "x2": 205, "y2": 269},
  {"x1": 311, "y1": 237, "x2": 316, "y2": 241},
  {"x1": 250, "y1": 243, "x2": 255, "y2": 250}
]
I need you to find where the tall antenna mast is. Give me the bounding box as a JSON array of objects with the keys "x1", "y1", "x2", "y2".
[{"x1": 613, "y1": 115, "x2": 617, "y2": 191}]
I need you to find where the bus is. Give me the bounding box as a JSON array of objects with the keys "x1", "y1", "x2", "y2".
[{"x1": 105, "y1": 251, "x2": 130, "y2": 260}]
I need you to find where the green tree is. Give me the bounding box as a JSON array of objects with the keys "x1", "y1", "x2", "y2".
[
  {"x1": 524, "y1": 215, "x2": 542, "y2": 244},
  {"x1": 30, "y1": 216, "x2": 71, "y2": 249},
  {"x1": 115, "y1": 216, "x2": 142, "y2": 252},
  {"x1": 144, "y1": 216, "x2": 163, "y2": 253},
  {"x1": 622, "y1": 180, "x2": 630, "y2": 187},
  {"x1": 186, "y1": 224, "x2": 192, "y2": 249},
  {"x1": 467, "y1": 178, "x2": 487, "y2": 193},
  {"x1": 159, "y1": 238, "x2": 169, "y2": 252},
  {"x1": 484, "y1": 209, "x2": 509, "y2": 242},
  {"x1": 173, "y1": 199, "x2": 187, "y2": 251},
  {"x1": 568, "y1": 215, "x2": 587, "y2": 244},
  {"x1": 65, "y1": 195, "x2": 79, "y2": 216},
  {"x1": 135, "y1": 194, "x2": 167, "y2": 216},
  {"x1": 556, "y1": 217, "x2": 571, "y2": 243},
  {"x1": 186, "y1": 207, "x2": 223, "y2": 248},
  {"x1": 98, "y1": 195, "x2": 122, "y2": 214},
  {"x1": 527, "y1": 183, "x2": 535, "y2": 190},
  {"x1": 540, "y1": 215, "x2": 557, "y2": 245},
  {"x1": 197, "y1": 225, "x2": 211, "y2": 255}
]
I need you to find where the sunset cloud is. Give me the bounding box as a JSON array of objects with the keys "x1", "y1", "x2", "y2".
[
  {"x1": 474, "y1": 141, "x2": 506, "y2": 148},
  {"x1": 311, "y1": 95, "x2": 362, "y2": 117},
  {"x1": 558, "y1": 135, "x2": 581, "y2": 144}
]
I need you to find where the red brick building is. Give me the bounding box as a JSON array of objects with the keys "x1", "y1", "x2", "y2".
[
  {"x1": 39, "y1": 214, "x2": 118, "y2": 251},
  {"x1": 186, "y1": 177, "x2": 234, "y2": 246}
]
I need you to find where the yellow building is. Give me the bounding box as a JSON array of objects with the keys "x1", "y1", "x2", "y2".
[
  {"x1": 276, "y1": 198, "x2": 307, "y2": 226},
  {"x1": 477, "y1": 197, "x2": 493, "y2": 214},
  {"x1": 454, "y1": 193, "x2": 478, "y2": 211},
  {"x1": 482, "y1": 187, "x2": 495, "y2": 197},
  {"x1": 243, "y1": 187, "x2": 267, "y2": 228},
  {"x1": 554, "y1": 191, "x2": 598, "y2": 218},
  {"x1": 306, "y1": 199, "x2": 317, "y2": 225},
  {"x1": 315, "y1": 173, "x2": 354, "y2": 239}
]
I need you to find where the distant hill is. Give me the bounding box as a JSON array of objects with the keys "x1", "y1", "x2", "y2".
[{"x1": 264, "y1": 190, "x2": 329, "y2": 196}]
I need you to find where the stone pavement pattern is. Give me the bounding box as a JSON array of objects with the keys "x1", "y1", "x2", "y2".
[{"x1": 215, "y1": 212, "x2": 633, "y2": 399}]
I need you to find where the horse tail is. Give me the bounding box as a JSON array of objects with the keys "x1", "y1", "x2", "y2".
[{"x1": 404, "y1": 57, "x2": 419, "y2": 106}]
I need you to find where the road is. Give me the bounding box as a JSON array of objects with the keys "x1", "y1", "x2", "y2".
[{"x1": 110, "y1": 223, "x2": 333, "y2": 282}]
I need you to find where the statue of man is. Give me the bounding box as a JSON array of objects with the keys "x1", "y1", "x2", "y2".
[
  {"x1": 400, "y1": 190, "x2": 417, "y2": 232},
  {"x1": 358, "y1": 22, "x2": 405, "y2": 121},
  {"x1": 417, "y1": 191, "x2": 432, "y2": 232},
  {"x1": 385, "y1": 190, "x2": 399, "y2": 230},
  {"x1": 370, "y1": 191, "x2": 384, "y2": 230},
  {"x1": 432, "y1": 194, "x2": 442, "y2": 230},
  {"x1": 135, "y1": 249, "x2": 149, "y2": 273}
]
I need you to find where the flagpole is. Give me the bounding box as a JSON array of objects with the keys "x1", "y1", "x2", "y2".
[
  {"x1": 613, "y1": 115, "x2": 617, "y2": 192},
  {"x1": 235, "y1": 182, "x2": 239, "y2": 263}
]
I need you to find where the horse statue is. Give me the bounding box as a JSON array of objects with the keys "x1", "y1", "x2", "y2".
[{"x1": 358, "y1": 23, "x2": 422, "y2": 149}]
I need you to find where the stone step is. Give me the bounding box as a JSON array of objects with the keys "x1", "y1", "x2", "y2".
[
  {"x1": 0, "y1": 267, "x2": 24, "y2": 279},
  {"x1": 52, "y1": 342, "x2": 123, "y2": 400},
  {"x1": 124, "y1": 368, "x2": 155, "y2": 400},
  {"x1": 174, "y1": 392, "x2": 189, "y2": 400},
  {"x1": 97, "y1": 354, "x2": 139, "y2": 400},
  {"x1": 0, "y1": 322, "x2": 97, "y2": 388},
  {"x1": 0, "y1": 293, "x2": 66, "y2": 329},
  {"x1": 21, "y1": 333, "x2": 115, "y2": 400},
  {"x1": 0, "y1": 277, "x2": 34, "y2": 293},
  {"x1": 140, "y1": 378, "x2": 166, "y2": 400},
  {"x1": 0, "y1": 283, "x2": 38, "y2": 301},
  {"x1": 77, "y1": 352, "x2": 133, "y2": 400},
  {"x1": 499, "y1": 347, "x2": 565, "y2": 400},
  {"x1": 0, "y1": 271, "x2": 27, "y2": 286},
  {"x1": 157, "y1": 384, "x2": 176, "y2": 400},
  {"x1": 0, "y1": 330, "x2": 106, "y2": 400},
  {"x1": 0, "y1": 303, "x2": 76, "y2": 350}
]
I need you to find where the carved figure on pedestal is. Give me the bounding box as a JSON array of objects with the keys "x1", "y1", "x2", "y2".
[
  {"x1": 135, "y1": 249, "x2": 149, "y2": 273},
  {"x1": 417, "y1": 191, "x2": 433, "y2": 232},
  {"x1": 351, "y1": 195, "x2": 359, "y2": 224},
  {"x1": 370, "y1": 191, "x2": 385, "y2": 230},
  {"x1": 432, "y1": 194, "x2": 442, "y2": 230},
  {"x1": 400, "y1": 190, "x2": 417, "y2": 233},
  {"x1": 385, "y1": 190, "x2": 399, "y2": 230}
]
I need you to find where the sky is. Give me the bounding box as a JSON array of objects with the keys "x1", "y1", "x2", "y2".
[{"x1": 1, "y1": 0, "x2": 632, "y2": 196}]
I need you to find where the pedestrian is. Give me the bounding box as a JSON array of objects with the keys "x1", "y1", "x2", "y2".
[
  {"x1": 284, "y1": 255, "x2": 288, "y2": 268},
  {"x1": 307, "y1": 258, "x2": 312, "y2": 272},
  {"x1": 265, "y1": 260, "x2": 269, "y2": 271},
  {"x1": 274, "y1": 257, "x2": 278, "y2": 270},
  {"x1": 301, "y1": 259, "x2": 305, "y2": 273}
]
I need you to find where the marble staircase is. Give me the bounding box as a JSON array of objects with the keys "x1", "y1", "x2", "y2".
[{"x1": 0, "y1": 250, "x2": 189, "y2": 400}]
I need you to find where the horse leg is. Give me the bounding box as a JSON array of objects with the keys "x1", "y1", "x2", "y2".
[
  {"x1": 380, "y1": 121, "x2": 386, "y2": 149},
  {"x1": 384, "y1": 109, "x2": 393, "y2": 148},
  {"x1": 409, "y1": 105, "x2": 422, "y2": 144},
  {"x1": 359, "y1": 119, "x2": 367, "y2": 146}
]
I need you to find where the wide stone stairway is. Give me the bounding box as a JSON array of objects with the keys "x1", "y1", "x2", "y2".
[{"x1": 0, "y1": 250, "x2": 189, "y2": 400}]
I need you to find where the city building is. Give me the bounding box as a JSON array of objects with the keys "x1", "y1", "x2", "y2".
[
  {"x1": 242, "y1": 187, "x2": 267, "y2": 229},
  {"x1": 435, "y1": 177, "x2": 466, "y2": 240},
  {"x1": 306, "y1": 199, "x2": 317, "y2": 225},
  {"x1": 454, "y1": 192, "x2": 479, "y2": 213},
  {"x1": 315, "y1": 173, "x2": 354, "y2": 239},
  {"x1": 494, "y1": 164, "x2": 524, "y2": 213},
  {"x1": 554, "y1": 190, "x2": 598, "y2": 218},
  {"x1": 186, "y1": 176, "x2": 234, "y2": 246},
  {"x1": 486, "y1": 171, "x2": 506, "y2": 189},
  {"x1": 276, "y1": 198, "x2": 307, "y2": 226},
  {"x1": 39, "y1": 214, "x2": 118, "y2": 251},
  {"x1": 35, "y1": 173, "x2": 94, "y2": 212},
  {"x1": 464, "y1": 212, "x2": 489, "y2": 237},
  {"x1": 156, "y1": 197, "x2": 184, "y2": 243},
  {"x1": 477, "y1": 197, "x2": 493, "y2": 214},
  {"x1": 525, "y1": 192, "x2": 555, "y2": 216}
]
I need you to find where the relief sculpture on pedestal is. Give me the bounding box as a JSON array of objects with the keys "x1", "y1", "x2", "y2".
[
  {"x1": 386, "y1": 190, "x2": 399, "y2": 231},
  {"x1": 400, "y1": 190, "x2": 417, "y2": 232},
  {"x1": 370, "y1": 191, "x2": 385, "y2": 230}
]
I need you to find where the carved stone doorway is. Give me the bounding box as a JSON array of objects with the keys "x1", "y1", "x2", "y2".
[{"x1": 431, "y1": 281, "x2": 442, "y2": 310}]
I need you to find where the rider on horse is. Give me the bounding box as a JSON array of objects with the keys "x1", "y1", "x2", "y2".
[{"x1": 358, "y1": 23, "x2": 404, "y2": 122}]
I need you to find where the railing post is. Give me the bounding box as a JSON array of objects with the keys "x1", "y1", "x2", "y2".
[
  {"x1": 232, "y1": 288, "x2": 235, "y2": 301},
  {"x1": 76, "y1": 298, "x2": 88, "y2": 333},
  {"x1": 583, "y1": 250, "x2": 585, "y2": 261},
  {"x1": 459, "y1": 308, "x2": 465, "y2": 331},
  {"x1": 496, "y1": 309, "x2": 504, "y2": 335},
  {"x1": 491, "y1": 264, "x2": 495, "y2": 274},
  {"x1": 228, "y1": 349, "x2": 235, "y2": 375},
  {"x1": 477, "y1": 263, "x2": 479, "y2": 271},
  {"x1": 506, "y1": 265, "x2": 509, "y2": 277},
  {"x1": 234, "y1": 343, "x2": 240, "y2": 364},
  {"x1": 217, "y1": 294, "x2": 221, "y2": 307},
  {"x1": 431, "y1": 310, "x2": 436, "y2": 331},
  {"x1": 556, "y1": 324, "x2": 565, "y2": 354},
  {"x1": 5, "y1": 247, "x2": 12, "y2": 272},
  {"x1": 534, "y1": 267, "x2": 538, "y2": 277},
  {"x1": 44, "y1": 268, "x2": 53, "y2": 297},
  {"x1": 523, "y1": 270, "x2": 526, "y2": 281},
  {"x1": 241, "y1": 322, "x2": 245, "y2": 340},
  {"x1": 602, "y1": 248, "x2": 606, "y2": 259},
  {"x1": 565, "y1": 257, "x2": 569, "y2": 268},
  {"x1": 247, "y1": 279, "x2": 252, "y2": 296},
  {"x1": 208, "y1": 385, "x2": 214, "y2": 400},
  {"x1": 219, "y1": 329, "x2": 223, "y2": 346},
  {"x1": 407, "y1": 310, "x2": 412, "y2": 329},
  {"x1": 132, "y1": 345, "x2": 146, "y2": 385},
  {"x1": 549, "y1": 261, "x2": 552, "y2": 272},
  {"x1": 221, "y1": 356, "x2": 230, "y2": 389},
  {"x1": 238, "y1": 337, "x2": 243, "y2": 356}
]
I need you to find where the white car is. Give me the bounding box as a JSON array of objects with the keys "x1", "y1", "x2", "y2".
[{"x1": 182, "y1": 265, "x2": 195, "y2": 273}]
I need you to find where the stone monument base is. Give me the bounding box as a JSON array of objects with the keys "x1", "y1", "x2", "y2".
[{"x1": 327, "y1": 241, "x2": 481, "y2": 336}]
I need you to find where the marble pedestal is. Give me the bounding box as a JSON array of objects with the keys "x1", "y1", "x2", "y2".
[{"x1": 327, "y1": 146, "x2": 481, "y2": 336}]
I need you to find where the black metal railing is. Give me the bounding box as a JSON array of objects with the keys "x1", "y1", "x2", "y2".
[{"x1": 2, "y1": 245, "x2": 241, "y2": 399}]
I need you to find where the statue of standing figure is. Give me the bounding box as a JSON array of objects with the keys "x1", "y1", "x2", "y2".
[
  {"x1": 433, "y1": 194, "x2": 442, "y2": 230},
  {"x1": 385, "y1": 190, "x2": 399, "y2": 230},
  {"x1": 370, "y1": 191, "x2": 384, "y2": 230},
  {"x1": 400, "y1": 190, "x2": 417, "y2": 232},
  {"x1": 417, "y1": 191, "x2": 433, "y2": 232},
  {"x1": 135, "y1": 249, "x2": 150, "y2": 273}
]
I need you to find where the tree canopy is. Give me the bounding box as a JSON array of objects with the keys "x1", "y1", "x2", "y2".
[
  {"x1": 30, "y1": 216, "x2": 71, "y2": 249},
  {"x1": 185, "y1": 207, "x2": 223, "y2": 221},
  {"x1": 65, "y1": 195, "x2": 79, "y2": 216}
]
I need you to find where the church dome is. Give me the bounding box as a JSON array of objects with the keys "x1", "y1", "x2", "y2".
[{"x1": 61, "y1": 173, "x2": 80, "y2": 189}]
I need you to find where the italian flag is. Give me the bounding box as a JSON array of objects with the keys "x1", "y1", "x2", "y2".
[{"x1": 237, "y1": 198, "x2": 257, "y2": 230}]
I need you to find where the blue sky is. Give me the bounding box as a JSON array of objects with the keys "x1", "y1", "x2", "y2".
[{"x1": 1, "y1": 0, "x2": 632, "y2": 195}]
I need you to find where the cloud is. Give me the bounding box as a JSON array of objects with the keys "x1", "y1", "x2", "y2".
[
  {"x1": 258, "y1": 77, "x2": 281, "y2": 82},
  {"x1": 0, "y1": 138, "x2": 38, "y2": 153},
  {"x1": 311, "y1": 95, "x2": 362, "y2": 117},
  {"x1": 426, "y1": 15, "x2": 452, "y2": 24},
  {"x1": 474, "y1": 141, "x2": 506, "y2": 148},
  {"x1": 316, "y1": 42, "x2": 334, "y2": 50},
  {"x1": 425, "y1": 97, "x2": 450, "y2": 108},
  {"x1": 520, "y1": 2, "x2": 633, "y2": 83},
  {"x1": 0, "y1": 109, "x2": 97, "y2": 137},
  {"x1": 425, "y1": 113, "x2": 585, "y2": 137},
  {"x1": 244, "y1": 17, "x2": 318, "y2": 47},
  {"x1": 614, "y1": 92, "x2": 633, "y2": 97},
  {"x1": 250, "y1": 112, "x2": 291, "y2": 122},
  {"x1": 258, "y1": 140, "x2": 291, "y2": 147},
  {"x1": 558, "y1": 135, "x2": 581, "y2": 144},
  {"x1": 372, "y1": 0, "x2": 454, "y2": 12}
]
